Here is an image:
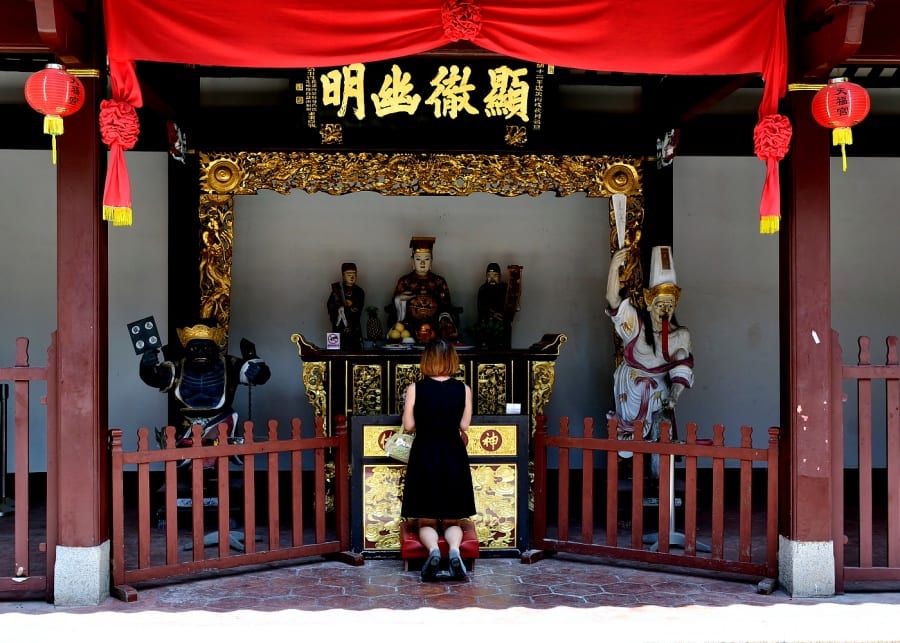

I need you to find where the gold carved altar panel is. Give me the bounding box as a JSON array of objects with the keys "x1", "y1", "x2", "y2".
[
  {"x1": 476, "y1": 363, "x2": 507, "y2": 415},
  {"x1": 354, "y1": 417, "x2": 528, "y2": 554},
  {"x1": 352, "y1": 364, "x2": 383, "y2": 415}
]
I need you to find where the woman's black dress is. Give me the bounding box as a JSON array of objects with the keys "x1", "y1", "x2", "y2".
[{"x1": 400, "y1": 377, "x2": 476, "y2": 519}]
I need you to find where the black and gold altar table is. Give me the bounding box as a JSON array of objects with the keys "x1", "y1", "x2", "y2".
[
  {"x1": 289, "y1": 332, "x2": 567, "y2": 436},
  {"x1": 290, "y1": 332, "x2": 567, "y2": 554}
]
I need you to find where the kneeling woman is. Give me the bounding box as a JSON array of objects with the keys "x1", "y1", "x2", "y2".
[{"x1": 400, "y1": 339, "x2": 476, "y2": 581}]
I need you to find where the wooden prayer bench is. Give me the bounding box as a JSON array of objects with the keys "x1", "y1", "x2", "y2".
[{"x1": 399, "y1": 519, "x2": 480, "y2": 572}]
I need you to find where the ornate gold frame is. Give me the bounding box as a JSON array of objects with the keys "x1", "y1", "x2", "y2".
[{"x1": 196, "y1": 151, "x2": 645, "y2": 333}]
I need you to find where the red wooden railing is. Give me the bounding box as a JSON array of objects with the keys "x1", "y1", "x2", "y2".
[
  {"x1": 0, "y1": 335, "x2": 57, "y2": 601},
  {"x1": 832, "y1": 332, "x2": 900, "y2": 592},
  {"x1": 530, "y1": 414, "x2": 779, "y2": 585},
  {"x1": 109, "y1": 414, "x2": 361, "y2": 601}
]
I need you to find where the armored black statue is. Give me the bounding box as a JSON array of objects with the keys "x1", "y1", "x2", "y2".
[{"x1": 139, "y1": 321, "x2": 271, "y2": 456}]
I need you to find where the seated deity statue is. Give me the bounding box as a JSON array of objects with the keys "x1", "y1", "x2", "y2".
[{"x1": 391, "y1": 236, "x2": 458, "y2": 343}]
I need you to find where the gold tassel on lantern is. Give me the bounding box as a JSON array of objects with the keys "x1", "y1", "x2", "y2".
[
  {"x1": 43, "y1": 115, "x2": 64, "y2": 165},
  {"x1": 833, "y1": 127, "x2": 853, "y2": 172}
]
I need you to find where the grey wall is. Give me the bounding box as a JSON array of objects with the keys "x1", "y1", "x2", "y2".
[
  {"x1": 2, "y1": 151, "x2": 897, "y2": 470},
  {"x1": 0, "y1": 151, "x2": 56, "y2": 470},
  {"x1": 673, "y1": 157, "x2": 780, "y2": 447},
  {"x1": 828, "y1": 157, "x2": 900, "y2": 466},
  {"x1": 0, "y1": 150, "x2": 170, "y2": 468},
  {"x1": 107, "y1": 153, "x2": 170, "y2": 447}
]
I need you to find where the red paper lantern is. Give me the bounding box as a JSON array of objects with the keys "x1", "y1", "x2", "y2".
[
  {"x1": 811, "y1": 77, "x2": 870, "y2": 172},
  {"x1": 24, "y1": 63, "x2": 86, "y2": 164}
]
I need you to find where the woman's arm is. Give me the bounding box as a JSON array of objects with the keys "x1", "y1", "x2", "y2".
[
  {"x1": 401, "y1": 382, "x2": 416, "y2": 432},
  {"x1": 460, "y1": 384, "x2": 473, "y2": 432}
]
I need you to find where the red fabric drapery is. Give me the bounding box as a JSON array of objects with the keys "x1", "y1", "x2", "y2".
[{"x1": 102, "y1": 0, "x2": 787, "y2": 229}]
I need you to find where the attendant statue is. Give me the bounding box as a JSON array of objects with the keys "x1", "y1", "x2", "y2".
[
  {"x1": 605, "y1": 246, "x2": 694, "y2": 476},
  {"x1": 392, "y1": 236, "x2": 458, "y2": 343},
  {"x1": 327, "y1": 262, "x2": 365, "y2": 350},
  {"x1": 475, "y1": 263, "x2": 510, "y2": 349},
  {"x1": 138, "y1": 320, "x2": 271, "y2": 462}
]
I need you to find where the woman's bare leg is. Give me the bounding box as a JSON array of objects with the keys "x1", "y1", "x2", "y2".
[
  {"x1": 443, "y1": 522, "x2": 463, "y2": 552},
  {"x1": 417, "y1": 519, "x2": 440, "y2": 552},
  {"x1": 442, "y1": 520, "x2": 467, "y2": 579},
  {"x1": 417, "y1": 519, "x2": 442, "y2": 581}
]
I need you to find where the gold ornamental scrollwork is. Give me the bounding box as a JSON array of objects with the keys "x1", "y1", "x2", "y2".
[
  {"x1": 394, "y1": 364, "x2": 421, "y2": 415},
  {"x1": 201, "y1": 155, "x2": 245, "y2": 194},
  {"x1": 362, "y1": 463, "x2": 518, "y2": 551},
  {"x1": 352, "y1": 364, "x2": 383, "y2": 415},
  {"x1": 319, "y1": 123, "x2": 343, "y2": 145},
  {"x1": 476, "y1": 363, "x2": 507, "y2": 415},
  {"x1": 199, "y1": 151, "x2": 642, "y2": 199},
  {"x1": 198, "y1": 194, "x2": 235, "y2": 330},
  {"x1": 505, "y1": 125, "x2": 527, "y2": 147},
  {"x1": 602, "y1": 162, "x2": 639, "y2": 195},
  {"x1": 530, "y1": 361, "x2": 556, "y2": 426},
  {"x1": 471, "y1": 464, "x2": 518, "y2": 549},
  {"x1": 301, "y1": 361, "x2": 329, "y2": 435}
]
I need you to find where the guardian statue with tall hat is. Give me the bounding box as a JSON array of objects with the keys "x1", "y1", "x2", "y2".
[{"x1": 605, "y1": 246, "x2": 694, "y2": 476}]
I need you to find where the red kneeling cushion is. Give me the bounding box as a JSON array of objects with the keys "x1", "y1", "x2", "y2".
[{"x1": 399, "y1": 519, "x2": 480, "y2": 562}]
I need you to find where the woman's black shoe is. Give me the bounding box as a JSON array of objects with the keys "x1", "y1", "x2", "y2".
[
  {"x1": 449, "y1": 553, "x2": 467, "y2": 580},
  {"x1": 421, "y1": 550, "x2": 441, "y2": 582}
]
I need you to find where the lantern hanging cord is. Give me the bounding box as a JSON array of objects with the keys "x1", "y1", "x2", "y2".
[
  {"x1": 787, "y1": 83, "x2": 826, "y2": 91},
  {"x1": 67, "y1": 68, "x2": 101, "y2": 78}
]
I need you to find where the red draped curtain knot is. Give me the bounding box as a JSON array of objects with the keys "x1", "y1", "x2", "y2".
[
  {"x1": 99, "y1": 99, "x2": 140, "y2": 150},
  {"x1": 441, "y1": 0, "x2": 482, "y2": 42},
  {"x1": 753, "y1": 114, "x2": 792, "y2": 162}
]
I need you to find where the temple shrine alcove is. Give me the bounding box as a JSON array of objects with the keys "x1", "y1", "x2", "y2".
[
  {"x1": 184, "y1": 150, "x2": 646, "y2": 553},
  {"x1": 191, "y1": 150, "x2": 646, "y2": 433}
]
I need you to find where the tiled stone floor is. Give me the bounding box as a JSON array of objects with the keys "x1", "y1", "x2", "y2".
[
  {"x1": 4, "y1": 554, "x2": 900, "y2": 642},
  {"x1": 102, "y1": 555, "x2": 795, "y2": 612}
]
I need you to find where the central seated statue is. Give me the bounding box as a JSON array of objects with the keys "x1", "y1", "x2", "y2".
[{"x1": 390, "y1": 236, "x2": 459, "y2": 343}]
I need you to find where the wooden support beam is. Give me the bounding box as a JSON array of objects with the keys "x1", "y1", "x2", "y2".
[
  {"x1": 642, "y1": 75, "x2": 759, "y2": 130},
  {"x1": 797, "y1": 0, "x2": 872, "y2": 79},
  {"x1": 844, "y1": 0, "x2": 900, "y2": 66},
  {"x1": 0, "y1": 0, "x2": 47, "y2": 54},
  {"x1": 34, "y1": 0, "x2": 87, "y2": 66}
]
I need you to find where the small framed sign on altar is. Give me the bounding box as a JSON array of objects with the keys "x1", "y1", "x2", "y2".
[{"x1": 326, "y1": 332, "x2": 340, "y2": 350}]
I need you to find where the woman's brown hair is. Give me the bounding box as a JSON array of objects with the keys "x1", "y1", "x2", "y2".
[{"x1": 419, "y1": 339, "x2": 459, "y2": 377}]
